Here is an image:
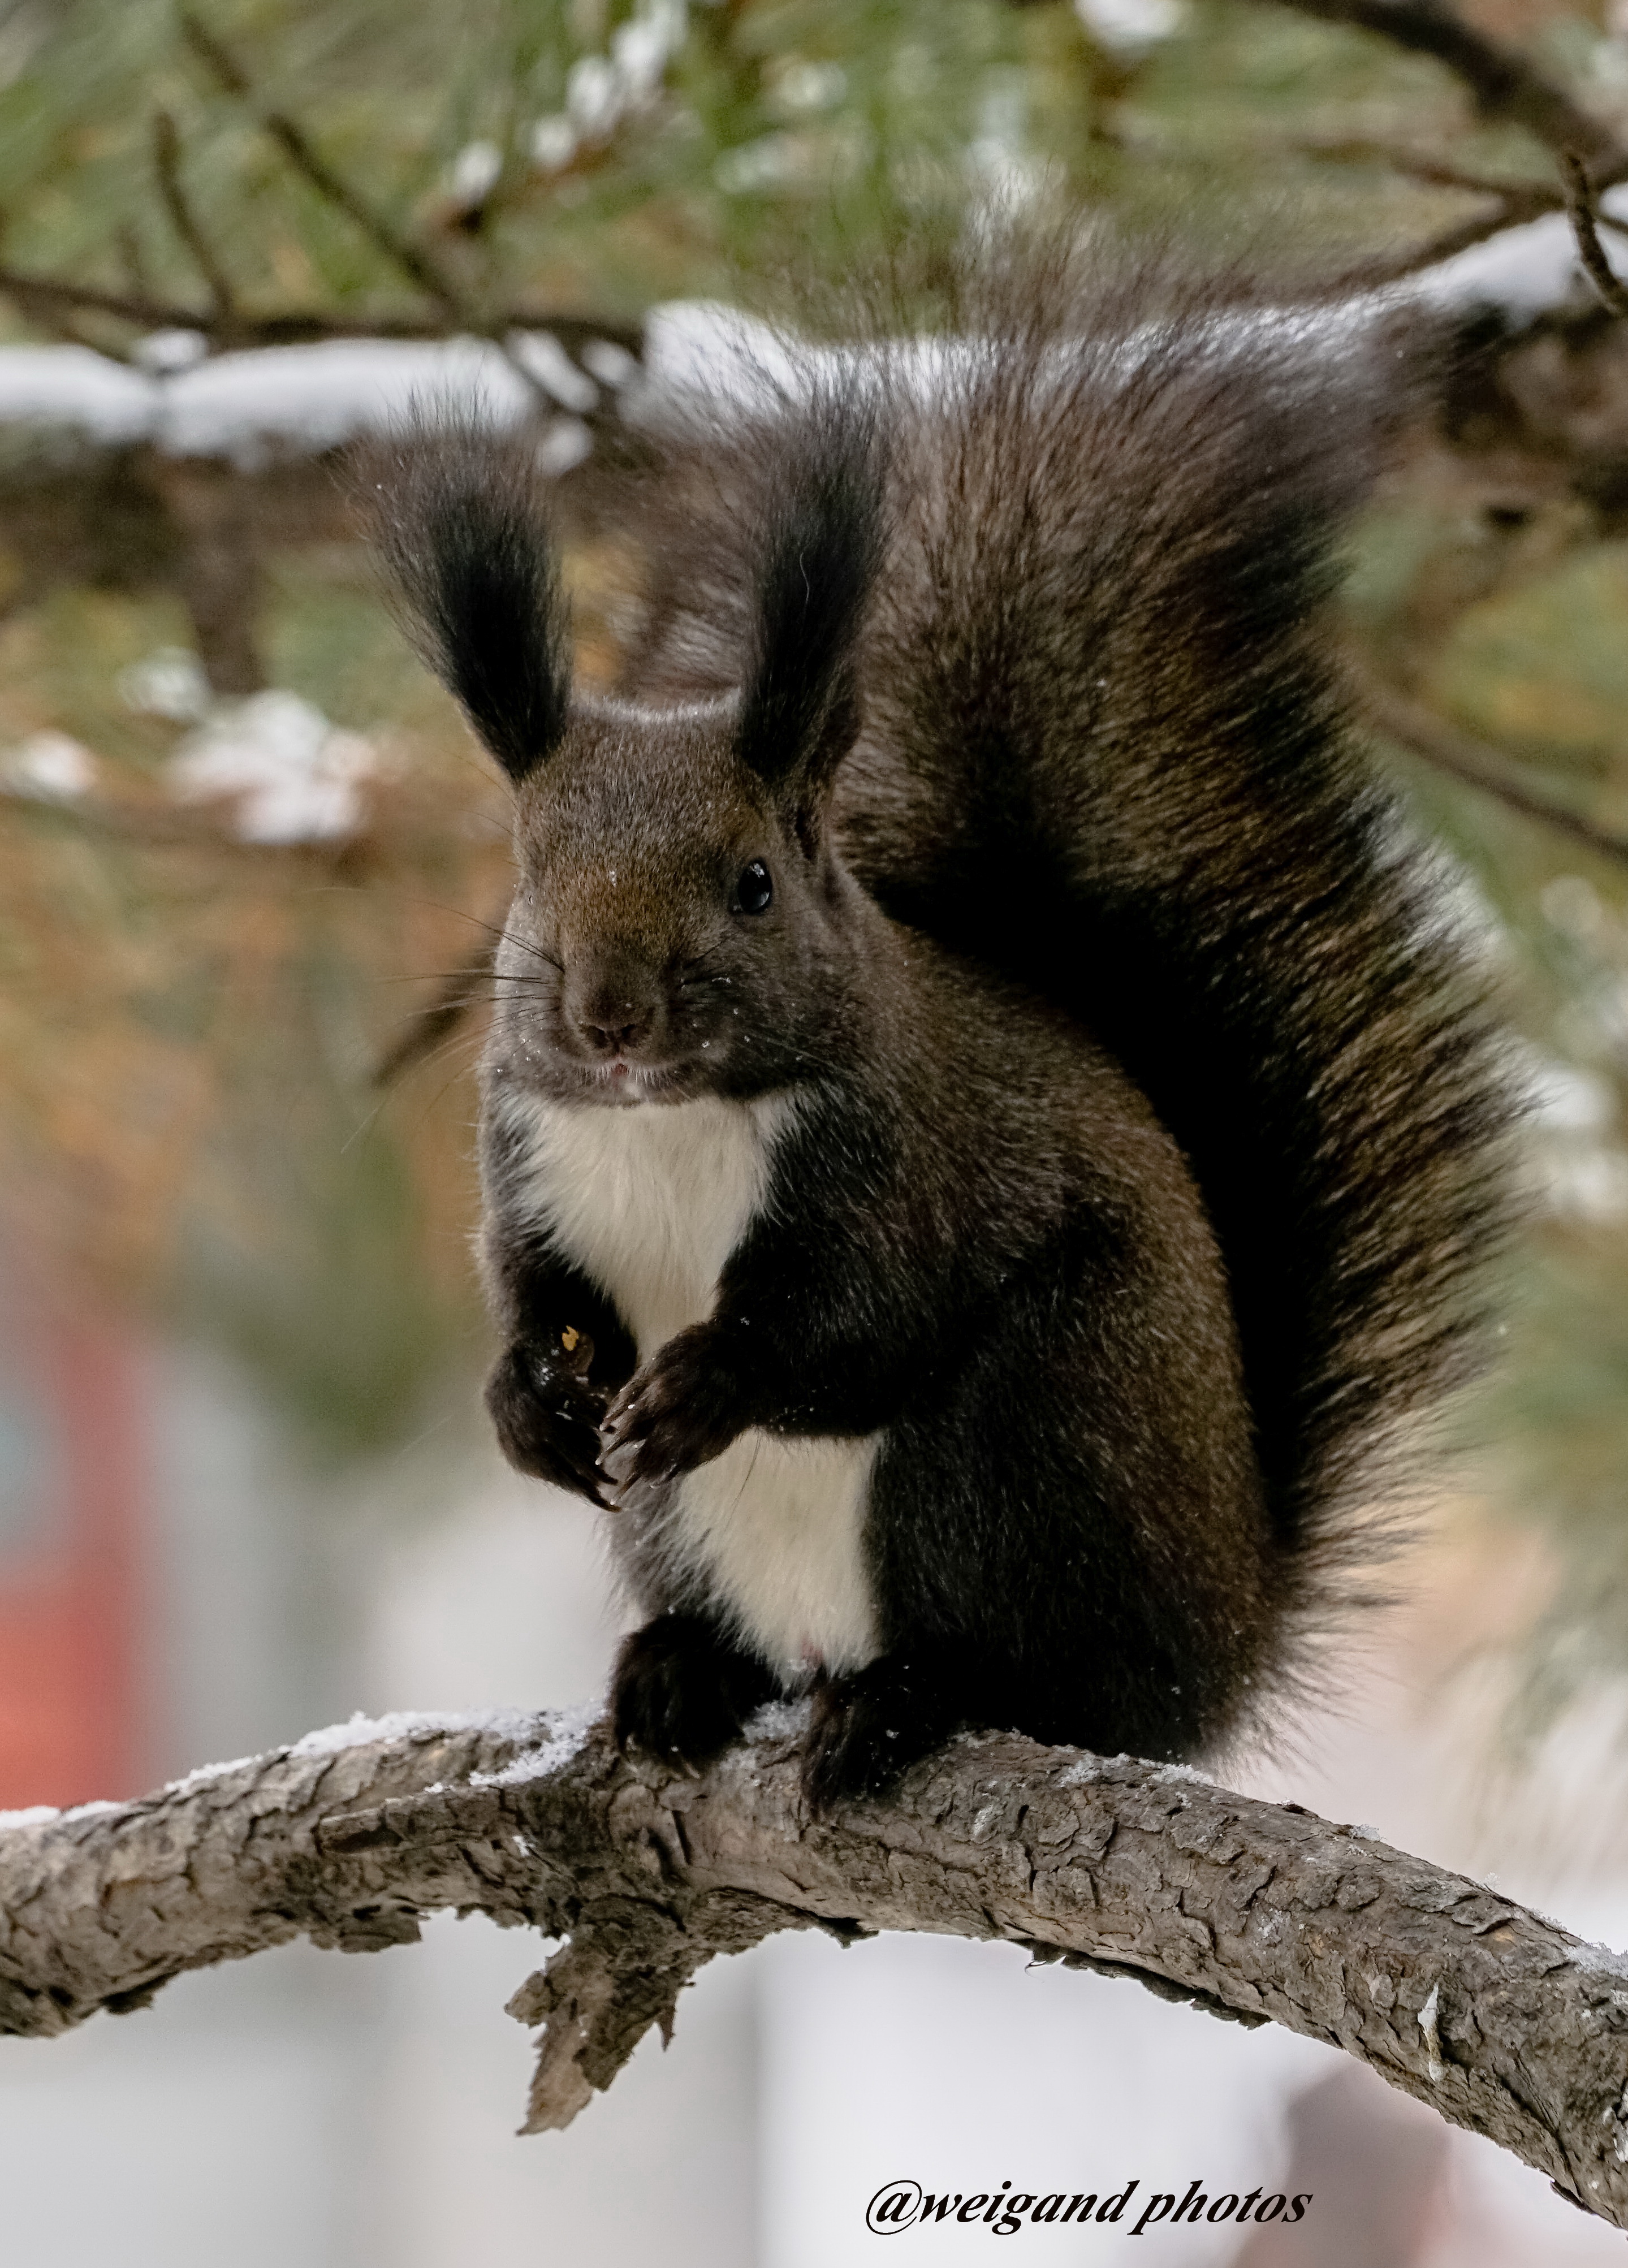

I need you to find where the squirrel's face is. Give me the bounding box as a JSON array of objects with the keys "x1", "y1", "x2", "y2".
[
  {"x1": 494, "y1": 699, "x2": 853, "y2": 1108},
  {"x1": 372, "y1": 412, "x2": 885, "y2": 1105}
]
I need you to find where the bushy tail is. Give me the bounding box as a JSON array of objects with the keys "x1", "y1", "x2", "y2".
[{"x1": 620, "y1": 231, "x2": 1518, "y2": 1601}]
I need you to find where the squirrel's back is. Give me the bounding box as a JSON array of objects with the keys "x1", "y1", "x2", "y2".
[{"x1": 617, "y1": 235, "x2": 1515, "y2": 1669}]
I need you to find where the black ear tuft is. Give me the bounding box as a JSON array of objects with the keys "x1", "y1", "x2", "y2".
[
  {"x1": 739, "y1": 403, "x2": 886, "y2": 802},
  {"x1": 362, "y1": 420, "x2": 570, "y2": 781}
]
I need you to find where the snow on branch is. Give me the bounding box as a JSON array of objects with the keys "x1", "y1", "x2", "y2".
[{"x1": 3, "y1": 1705, "x2": 1628, "y2": 2224}]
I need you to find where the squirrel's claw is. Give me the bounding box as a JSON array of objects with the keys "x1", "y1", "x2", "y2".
[
  {"x1": 598, "y1": 1324, "x2": 743, "y2": 1489},
  {"x1": 597, "y1": 1432, "x2": 667, "y2": 1515},
  {"x1": 485, "y1": 1341, "x2": 615, "y2": 1507}
]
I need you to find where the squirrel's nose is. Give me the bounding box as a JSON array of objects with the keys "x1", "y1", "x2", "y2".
[
  {"x1": 564, "y1": 956, "x2": 665, "y2": 1056},
  {"x1": 580, "y1": 1008, "x2": 652, "y2": 1054}
]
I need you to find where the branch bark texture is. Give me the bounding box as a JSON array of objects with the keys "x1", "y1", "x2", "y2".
[{"x1": 2, "y1": 1707, "x2": 1627, "y2": 2225}]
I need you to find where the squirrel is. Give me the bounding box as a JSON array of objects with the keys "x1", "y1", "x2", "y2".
[{"x1": 370, "y1": 237, "x2": 1512, "y2": 1811}]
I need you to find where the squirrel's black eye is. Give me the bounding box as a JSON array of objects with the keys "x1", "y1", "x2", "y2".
[{"x1": 736, "y1": 859, "x2": 774, "y2": 915}]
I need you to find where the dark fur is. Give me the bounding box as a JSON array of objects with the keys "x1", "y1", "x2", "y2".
[
  {"x1": 369, "y1": 236, "x2": 1513, "y2": 1805},
  {"x1": 368, "y1": 422, "x2": 571, "y2": 780},
  {"x1": 739, "y1": 409, "x2": 886, "y2": 829},
  {"x1": 624, "y1": 245, "x2": 1514, "y2": 1617}
]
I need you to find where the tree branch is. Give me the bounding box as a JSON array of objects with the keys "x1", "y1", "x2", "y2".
[
  {"x1": 1353, "y1": 666, "x2": 1628, "y2": 863},
  {"x1": 179, "y1": 13, "x2": 465, "y2": 320},
  {"x1": 3, "y1": 1706, "x2": 1627, "y2": 2218},
  {"x1": 0, "y1": 263, "x2": 642, "y2": 356},
  {"x1": 1275, "y1": 0, "x2": 1619, "y2": 165},
  {"x1": 152, "y1": 110, "x2": 236, "y2": 329},
  {"x1": 1268, "y1": 0, "x2": 1628, "y2": 282},
  {"x1": 1561, "y1": 151, "x2": 1628, "y2": 321}
]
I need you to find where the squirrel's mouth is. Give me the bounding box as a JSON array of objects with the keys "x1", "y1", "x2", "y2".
[{"x1": 584, "y1": 1056, "x2": 683, "y2": 1105}]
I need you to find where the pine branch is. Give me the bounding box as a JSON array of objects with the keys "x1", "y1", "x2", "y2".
[
  {"x1": 152, "y1": 110, "x2": 236, "y2": 328},
  {"x1": 3, "y1": 1705, "x2": 1628, "y2": 2219},
  {"x1": 179, "y1": 12, "x2": 465, "y2": 320},
  {"x1": 0, "y1": 262, "x2": 640, "y2": 356}
]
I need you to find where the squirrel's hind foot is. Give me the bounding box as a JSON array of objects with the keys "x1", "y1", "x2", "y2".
[
  {"x1": 802, "y1": 1650, "x2": 964, "y2": 1813},
  {"x1": 612, "y1": 1613, "x2": 777, "y2": 1765}
]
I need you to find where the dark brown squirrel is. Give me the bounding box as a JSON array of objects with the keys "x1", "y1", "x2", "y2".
[{"x1": 370, "y1": 238, "x2": 1512, "y2": 1809}]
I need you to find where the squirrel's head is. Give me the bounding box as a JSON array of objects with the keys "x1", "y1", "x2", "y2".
[{"x1": 372, "y1": 413, "x2": 883, "y2": 1106}]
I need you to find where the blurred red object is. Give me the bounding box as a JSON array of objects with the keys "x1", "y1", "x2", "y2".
[{"x1": 0, "y1": 1265, "x2": 145, "y2": 1811}]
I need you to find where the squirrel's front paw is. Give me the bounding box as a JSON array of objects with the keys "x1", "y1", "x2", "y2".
[
  {"x1": 485, "y1": 1342, "x2": 610, "y2": 1505},
  {"x1": 599, "y1": 1325, "x2": 743, "y2": 1500}
]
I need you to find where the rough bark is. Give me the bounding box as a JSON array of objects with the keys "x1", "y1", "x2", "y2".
[{"x1": 2, "y1": 1705, "x2": 1627, "y2": 2227}]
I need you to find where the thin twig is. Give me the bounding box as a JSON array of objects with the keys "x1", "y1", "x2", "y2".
[
  {"x1": 176, "y1": 15, "x2": 575, "y2": 416},
  {"x1": 1294, "y1": 136, "x2": 1560, "y2": 210},
  {"x1": 1343, "y1": 204, "x2": 1552, "y2": 286},
  {"x1": 115, "y1": 222, "x2": 152, "y2": 301},
  {"x1": 179, "y1": 12, "x2": 464, "y2": 319},
  {"x1": 1355, "y1": 666, "x2": 1628, "y2": 862},
  {"x1": 1560, "y1": 150, "x2": 1628, "y2": 320},
  {"x1": 152, "y1": 110, "x2": 236, "y2": 326},
  {"x1": 0, "y1": 263, "x2": 640, "y2": 357},
  {"x1": 1277, "y1": 0, "x2": 1619, "y2": 165},
  {"x1": 1269, "y1": 0, "x2": 1628, "y2": 283}
]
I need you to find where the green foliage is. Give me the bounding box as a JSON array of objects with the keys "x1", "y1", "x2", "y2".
[{"x1": 0, "y1": 0, "x2": 1513, "y2": 344}]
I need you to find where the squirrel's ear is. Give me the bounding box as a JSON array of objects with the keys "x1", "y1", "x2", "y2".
[
  {"x1": 738, "y1": 411, "x2": 885, "y2": 819},
  {"x1": 364, "y1": 424, "x2": 570, "y2": 783}
]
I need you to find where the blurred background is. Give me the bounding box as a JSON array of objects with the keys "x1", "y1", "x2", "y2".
[{"x1": 3, "y1": 0, "x2": 1628, "y2": 2259}]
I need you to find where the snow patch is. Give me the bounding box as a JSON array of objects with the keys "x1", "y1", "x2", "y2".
[
  {"x1": 1418, "y1": 184, "x2": 1628, "y2": 323},
  {"x1": 167, "y1": 690, "x2": 379, "y2": 843},
  {"x1": 1075, "y1": 0, "x2": 1186, "y2": 48},
  {"x1": 1151, "y1": 1760, "x2": 1218, "y2": 1789},
  {"x1": 120, "y1": 645, "x2": 211, "y2": 724},
  {"x1": 1418, "y1": 1980, "x2": 1445, "y2": 2083},
  {"x1": 2, "y1": 1709, "x2": 576, "y2": 1831},
  {"x1": 534, "y1": 416, "x2": 593, "y2": 478},
  {"x1": 0, "y1": 731, "x2": 94, "y2": 801},
  {"x1": 0, "y1": 345, "x2": 155, "y2": 443},
  {"x1": 507, "y1": 331, "x2": 598, "y2": 414},
  {"x1": 135, "y1": 329, "x2": 208, "y2": 376},
  {"x1": 581, "y1": 338, "x2": 640, "y2": 389},
  {"x1": 529, "y1": 116, "x2": 576, "y2": 171},
  {"x1": 640, "y1": 300, "x2": 817, "y2": 416},
  {"x1": 448, "y1": 141, "x2": 502, "y2": 205},
  {"x1": 0, "y1": 335, "x2": 574, "y2": 469},
  {"x1": 1531, "y1": 1059, "x2": 1617, "y2": 1133},
  {"x1": 287, "y1": 1705, "x2": 543, "y2": 1763},
  {"x1": 164, "y1": 1752, "x2": 262, "y2": 1796},
  {"x1": 467, "y1": 1698, "x2": 601, "y2": 1789},
  {"x1": 743, "y1": 1695, "x2": 813, "y2": 1743}
]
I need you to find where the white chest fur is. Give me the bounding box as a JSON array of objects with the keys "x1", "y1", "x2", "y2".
[{"x1": 503, "y1": 1088, "x2": 881, "y2": 1677}]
